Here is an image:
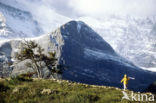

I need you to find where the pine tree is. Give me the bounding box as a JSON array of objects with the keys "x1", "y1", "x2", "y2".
[{"x1": 16, "y1": 40, "x2": 61, "y2": 78}]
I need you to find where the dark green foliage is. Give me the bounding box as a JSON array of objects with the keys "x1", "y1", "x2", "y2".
[
  {"x1": 51, "y1": 68, "x2": 63, "y2": 74},
  {"x1": 87, "y1": 94, "x2": 99, "y2": 102},
  {"x1": 0, "y1": 82, "x2": 10, "y2": 103},
  {"x1": 20, "y1": 72, "x2": 36, "y2": 79},
  {"x1": 16, "y1": 41, "x2": 37, "y2": 61},
  {"x1": 16, "y1": 40, "x2": 60, "y2": 78},
  {"x1": 8, "y1": 77, "x2": 21, "y2": 85},
  {"x1": 0, "y1": 82, "x2": 10, "y2": 92},
  {"x1": 9, "y1": 74, "x2": 33, "y2": 85}
]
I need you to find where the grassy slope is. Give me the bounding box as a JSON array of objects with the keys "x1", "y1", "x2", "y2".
[{"x1": 0, "y1": 78, "x2": 155, "y2": 103}]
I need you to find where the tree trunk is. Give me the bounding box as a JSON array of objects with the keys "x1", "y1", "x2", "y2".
[{"x1": 31, "y1": 57, "x2": 41, "y2": 78}]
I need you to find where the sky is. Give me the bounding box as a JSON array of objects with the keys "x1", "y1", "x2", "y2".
[
  {"x1": 1, "y1": 0, "x2": 156, "y2": 32},
  {"x1": 69, "y1": 0, "x2": 156, "y2": 17},
  {"x1": 23, "y1": 0, "x2": 156, "y2": 17},
  {"x1": 3, "y1": 0, "x2": 156, "y2": 17}
]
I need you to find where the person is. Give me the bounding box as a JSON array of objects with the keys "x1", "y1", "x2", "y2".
[{"x1": 120, "y1": 74, "x2": 130, "y2": 90}]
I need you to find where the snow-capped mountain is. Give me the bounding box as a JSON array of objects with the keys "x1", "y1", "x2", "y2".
[
  {"x1": 0, "y1": 0, "x2": 155, "y2": 73},
  {"x1": 0, "y1": 21, "x2": 156, "y2": 91},
  {"x1": 0, "y1": 0, "x2": 71, "y2": 34},
  {"x1": 0, "y1": 2, "x2": 43, "y2": 39}
]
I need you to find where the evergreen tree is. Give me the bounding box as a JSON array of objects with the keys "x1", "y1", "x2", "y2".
[{"x1": 16, "y1": 40, "x2": 60, "y2": 78}]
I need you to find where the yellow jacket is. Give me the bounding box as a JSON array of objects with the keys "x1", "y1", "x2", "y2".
[{"x1": 121, "y1": 76, "x2": 130, "y2": 85}]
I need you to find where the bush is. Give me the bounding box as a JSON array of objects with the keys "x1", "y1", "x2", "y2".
[
  {"x1": 9, "y1": 73, "x2": 33, "y2": 85},
  {"x1": 0, "y1": 82, "x2": 10, "y2": 92}
]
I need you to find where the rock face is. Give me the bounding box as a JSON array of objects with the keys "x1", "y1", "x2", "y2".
[{"x1": 0, "y1": 21, "x2": 156, "y2": 91}]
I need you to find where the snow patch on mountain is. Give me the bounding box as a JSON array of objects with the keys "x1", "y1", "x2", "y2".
[
  {"x1": 76, "y1": 21, "x2": 85, "y2": 33},
  {"x1": 0, "y1": 12, "x2": 11, "y2": 36},
  {"x1": 141, "y1": 67, "x2": 156, "y2": 72},
  {"x1": 0, "y1": 2, "x2": 43, "y2": 39},
  {"x1": 84, "y1": 48, "x2": 135, "y2": 68}
]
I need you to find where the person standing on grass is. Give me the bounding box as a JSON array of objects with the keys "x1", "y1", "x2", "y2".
[{"x1": 121, "y1": 74, "x2": 135, "y2": 90}]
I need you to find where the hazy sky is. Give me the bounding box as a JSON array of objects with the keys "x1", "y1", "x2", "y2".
[
  {"x1": 1, "y1": 0, "x2": 156, "y2": 32},
  {"x1": 29, "y1": 0, "x2": 156, "y2": 17},
  {"x1": 6, "y1": 0, "x2": 156, "y2": 17},
  {"x1": 69, "y1": 0, "x2": 156, "y2": 17}
]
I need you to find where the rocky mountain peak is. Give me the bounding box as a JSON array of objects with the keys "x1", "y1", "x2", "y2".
[{"x1": 0, "y1": 20, "x2": 156, "y2": 91}]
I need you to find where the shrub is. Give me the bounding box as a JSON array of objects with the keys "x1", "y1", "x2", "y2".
[
  {"x1": 9, "y1": 73, "x2": 33, "y2": 85},
  {"x1": 0, "y1": 82, "x2": 10, "y2": 92}
]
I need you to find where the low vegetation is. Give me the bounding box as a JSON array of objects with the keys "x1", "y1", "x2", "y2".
[{"x1": 0, "y1": 76, "x2": 155, "y2": 103}]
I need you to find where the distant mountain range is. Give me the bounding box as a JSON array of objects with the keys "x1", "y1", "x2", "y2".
[{"x1": 0, "y1": 2, "x2": 43, "y2": 39}]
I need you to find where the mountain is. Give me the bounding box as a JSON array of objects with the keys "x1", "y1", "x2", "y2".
[
  {"x1": 0, "y1": 2, "x2": 43, "y2": 39},
  {"x1": 78, "y1": 16, "x2": 156, "y2": 72},
  {"x1": 0, "y1": 21, "x2": 156, "y2": 91},
  {"x1": 0, "y1": 0, "x2": 71, "y2": 34},
  {"x1": 0, "y1": 0, "x2": 156, "y2": 72}
]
